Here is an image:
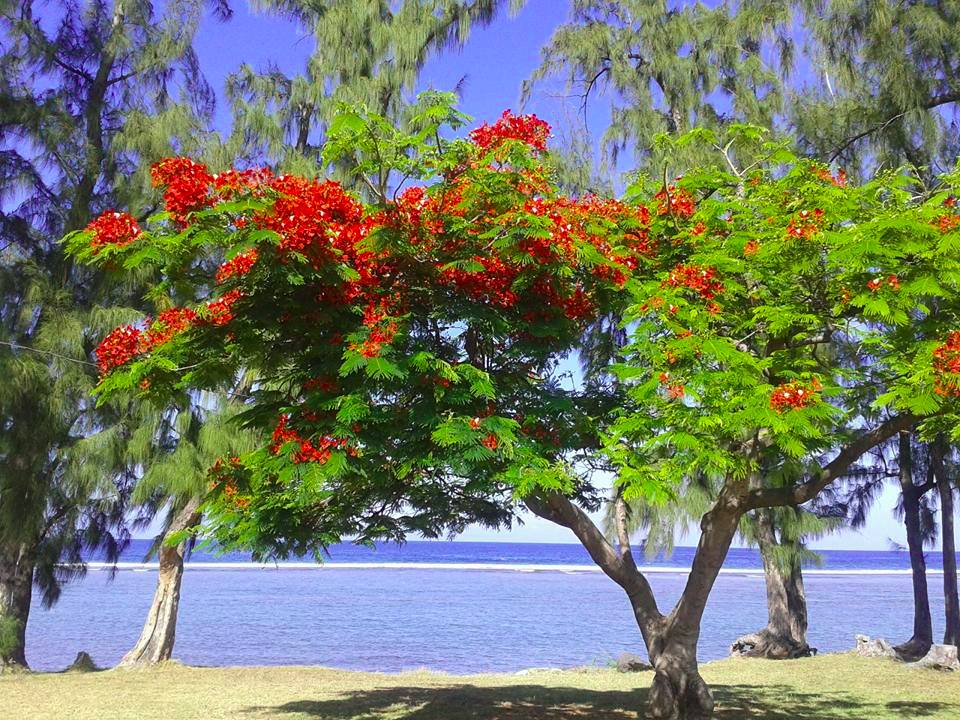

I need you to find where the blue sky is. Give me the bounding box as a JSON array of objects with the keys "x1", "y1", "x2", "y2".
[{"x1": 180, "y1": 0, "x2": 914, "y2": 552}]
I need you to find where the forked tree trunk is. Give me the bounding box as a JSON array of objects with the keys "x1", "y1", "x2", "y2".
[
  {"x1": 731, "y1": 511, "x2": 812, "y2": 659},
  {"x1": 933, "y1": 439, "x2": 960, "y2": 646},
  {"x1": 0, "y1": 542, "x2": 33, "y2": 670},
  {"x1": 895, "y1": 432, "x2": 933, "y2": 661},
  {"x1": 118, "y1": 499, "x2": 201, "y2": 668},
  {"x1": 526, "y1": 486, "x2": 744, "y2": 720},
  {"x1": 527, "y1": 417, "x2": 914, "y2": 719}
]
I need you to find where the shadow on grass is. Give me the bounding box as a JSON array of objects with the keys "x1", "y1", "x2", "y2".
[{"x1": 243, "y1": 682, "x2": 960, "y2": 719}]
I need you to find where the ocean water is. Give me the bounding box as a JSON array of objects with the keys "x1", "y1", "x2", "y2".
[{"x1": 24, "y1": 541, "x2": 949, "y2": 672}]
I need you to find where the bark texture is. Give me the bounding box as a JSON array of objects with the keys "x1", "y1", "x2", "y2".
[
  {"x1": 0, "y1": 542, "x2": 33, "y2": 669},
  {"x1": 933, "y1": 439, "x2": 960, "y2": 647},
  {"x1": 895, "y1": 432, "x2": 934, "y2": 661},
  {"x1": 731, "y1": 511, "x2": 812, "y2": 659},
  {"x1": 118, "y1": 499, "x2": 200, "y2": 668}
]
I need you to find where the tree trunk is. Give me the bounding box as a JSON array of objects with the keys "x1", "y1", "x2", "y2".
[
  {"x1": 117, "y1": 499, "x2": 200, "y2": 668},
  {"x1": 895, "y1": 432, "x2": 933, "y2": 661},
  {"x1": 731, "y1": 511, "x2": 812, "y2": 659},
  {"x1": 933, "y1": 439, "x2": 960, "y2": 646},
  {"x1": 0, "y1": 542, "x2": 33, "y2": 670},
  {"x1": 645, "y1": 618, "x2": 714, "y2": 720}
]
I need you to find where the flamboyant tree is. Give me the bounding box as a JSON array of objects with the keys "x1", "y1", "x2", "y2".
[{"x1": 67, "y1": 100, "x2": 960, "y2": 719}]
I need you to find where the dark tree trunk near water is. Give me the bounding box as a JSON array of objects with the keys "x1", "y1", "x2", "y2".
[
  {"x1": 730, "y1": 511, "x2": 812, "y2": 659},
  {"x1": 895, "y1": 432, "x2": 934, "y2": 660},
  {"x1": 932, "y1": 439, "x2": 960, "y2": 646},
  {"x1": 0, "y1": 542, "x2": 33, "y2": 669},
  {"x1": 118, "y1": 499, "x2": 201, "y2": 668},
  {"x1": 525, "y1": 485, "x2": 743, "y2": 719},
  {"x1": 525, "y1": 417, "x2": 913, "y2": 719}
]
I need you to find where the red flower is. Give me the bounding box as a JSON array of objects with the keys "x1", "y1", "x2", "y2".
[
  {"x1": 143, "y1": 307, "x2": 196, "y2": 349},
  {"x1": 654, "y1": 186, "x2": 695, "y2": 218},
  {"x1": 95, "y1": 325, "x2": 142, "y2": 376},
  {"x1": 204, "y1": 288, "x2": 244, "y2": 326},
  {"x1": 744, "y1": 239, "x2": 760, "y2": 256},
  {"x1": 150, "y1": 157, "x2": 214, "y2": 224},
  {"x1": 86, "y1": 211, "x2": 141, "y2": 252},
  {"x1": 933, "y1": 331, "x2": 960, "y2": 396},
  {"x1": 867, "y1": 277, "x2": 883, "y2": 292},
  {"x1": 666, "y1": 383, "x2": 685, "y2": 400},
  {"x1": 469, "y1": 110, "x2": 551, "y2": 152},
  {"x1": 216, "y1": 249, "x2": 259, "y2": 284},
  {"x1": 469, "y1": 417, "x2": 481, "y2": 430},
  {"x1": 786, "y1": 209, "x2": 825, "y2": 240},
  {"x1": 770, "y1": 379, "x2": 821, "y2": 412},
  {"x1": 481, "y1": 433, "x2": 499, "y2": 450},
  {"x1": 665, "y1": 264, "x2": 724, "y2": 301}
]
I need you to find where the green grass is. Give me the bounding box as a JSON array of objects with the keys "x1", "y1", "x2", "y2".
[{"x1": 1, "y1": 653, "x2": 959, "y2": 719}]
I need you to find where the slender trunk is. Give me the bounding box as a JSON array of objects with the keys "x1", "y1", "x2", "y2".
[
  {"x1": 933, "y1": 439, "x2": 960, "y2": 646},
  {"x1": 896, "y1": 432, "x2": 933, "y2": 660},
  {"x1": 731, "y1": 511, "x2": 811, "y2": 658},
  {"x1": 118, "y1": 499, "x2": 200, "y2": 668},
  {"x1": 0, "y1": 543, "x2": 33, "y2": 669}
]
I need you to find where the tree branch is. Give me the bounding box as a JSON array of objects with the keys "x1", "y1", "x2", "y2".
[
  {"x1": 830, "y1": 92, "x2": 960, "y2": 162},
  {"x1": 746, "y1": 414, "x2": 918, "y2": 509},
  {"x1": 523, "y1": 492, "x2": 660, "y2": 626}
]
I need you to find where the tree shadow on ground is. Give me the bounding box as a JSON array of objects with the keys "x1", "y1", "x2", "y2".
[{"x1": 243, "y1": 682, "x2": 960, "y2": 719}]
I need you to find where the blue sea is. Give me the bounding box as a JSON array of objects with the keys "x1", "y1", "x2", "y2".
[{"x1": 25, "y1": 541, "x2": 949, "y2": 672}]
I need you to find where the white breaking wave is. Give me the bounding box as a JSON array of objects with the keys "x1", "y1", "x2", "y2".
[{"x1": 72, "y1": 561, "x2": 945, "y2": 576}]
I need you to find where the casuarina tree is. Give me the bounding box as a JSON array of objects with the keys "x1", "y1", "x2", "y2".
[
  {"x1": 0, "y1": 0, "x2": 227, "y2": 668},
  {"x1": 67, "y1": 100, "x2": 960, "y2": 718}
]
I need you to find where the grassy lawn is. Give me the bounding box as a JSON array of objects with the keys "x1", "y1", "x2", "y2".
[{"x1": 2, "y1": 653, "x2": 959, "y2": 719}]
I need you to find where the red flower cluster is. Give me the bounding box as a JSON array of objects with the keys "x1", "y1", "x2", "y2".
[
  {"x1": 933, "y1": 331, "x2": 960, "y2": 396},
  {"x1": 481, "y1": 434, "x2": 499, "y2": 450},
  {"x1": 439, "y1": 255, "x2": 519, "y2": 309},
  {"x1": 867, "y1": 275, "x2": 899, "y2": 292},
  {"x1": 143, "y1": 307, "x2": 197, "y2": 348},
  {"x1": 95, "y1": 325, "x2": 143, "y2": 375},
  {"x1": 769, "y1": 379, "x2": 821, "y2": 412},
  {"x1": 96, "y1": 305, "x2": 200, "y2": 376},
  {"x1": 658, "y1": 372, "x2": 685, "y2": 400},
  {"x1": 744, "y1": 239, "x2": 760, "y2": 256},
  {"x1": 259, "y1": 176, "x2": 363, "y2": 257},
  {"x1": 786, "y1": 209, "x2": 825, "y2": 239},
  {"x1": 303, "y1": 376, "x2": 338, "y2": 394},
  {"x1": 349, "y1": 299, "x2": 400, "y2": 358},
  {"x1": 205, "y1": 288, "x2": 244, "y2": 326},
  {"x1": 270, "y1": 415, "x2": 351, "y2": 464},
  {"x1": 151, "y1": 157, "x2": 214, "y2": 224},
  {"x1": 213, "y1": 168, "x2": 273, "y2": 199},
  {"x1": 814, "y1": 167, "x2": 847, "y2": 188},
  {"x1": 665, "y1": 264, "x2": 724, "y2": 301},
  {"x1": 216, "y1": 249, "x2": 259, "y2": 284},
  {"x1": 654, "y1": 186, "x2": 696, "y2": 218},
  {"x1": 469, "y1": 110, "x2": 551, "y2": 152},
  {"x1": 86, "y1": 211, "x2": 141, "y2": 252},
  {"x1": 938, "y1": 214, "x2": 959, "y2": 233}
]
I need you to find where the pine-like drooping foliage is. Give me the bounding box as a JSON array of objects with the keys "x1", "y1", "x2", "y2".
[
  {"x1": 793, "y1": 0, "x2": 960, "y2": 177},
  {"x1": 225, "y1": 0, "x2": 525, "y2": 183},
  {"x1": 531, "y1": 1, "x2": 960, "y2": 180},
  {"x1": 526, "y1": 0, "x2": 791, "y2": 172},
  {"x1": 0, "y1": 0, "x2": 227, "y2": 665}
]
